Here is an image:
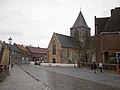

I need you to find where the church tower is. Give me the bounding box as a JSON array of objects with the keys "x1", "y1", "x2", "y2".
[{"x1": 70, "y1": 11, "x2": 91, "y2": 42}]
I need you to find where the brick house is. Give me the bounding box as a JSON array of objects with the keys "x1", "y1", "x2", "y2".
[
  {"x1": 11, "y1": 44, "x2": 22, "y2": 64},
  {"x1": 48, "y1": 11, "x2": 91, "y2": 63},
  {"x1": 15, "y1": 44, "x2": 31, "y2": 64},
  {"x1": 95, "y1": 7, "x2": 120, "y2": 63},
  {"x1": 27, "y1": 46, "x2": 48, "y2": 63}
]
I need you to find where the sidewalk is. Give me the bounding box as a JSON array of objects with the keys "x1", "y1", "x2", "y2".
[
  {"x1": 0, "y1": 65, "x2": 44, "y2": 90},
  {"x1": 34, "y1": 64, "x2": 120, "y2": 88}
]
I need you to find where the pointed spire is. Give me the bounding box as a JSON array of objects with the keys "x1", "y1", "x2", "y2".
[{"x1": 72, "y1": 11, "x2": 88, "y2": 28}]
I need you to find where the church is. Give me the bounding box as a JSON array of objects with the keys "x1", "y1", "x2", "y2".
[{"x1": 48, "y1": 11, "x2": 91, "y2": 63}]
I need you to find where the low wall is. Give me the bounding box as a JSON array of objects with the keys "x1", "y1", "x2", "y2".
[
  {"x1": 30, "y1": 62, "x2": 118, "y2": 71},
  {"x1": 81, "y1": 62, "x2": 118, "y2": 71},
  {"x1": 41, "y1": 63, "x2": 77, "y2": 67}
]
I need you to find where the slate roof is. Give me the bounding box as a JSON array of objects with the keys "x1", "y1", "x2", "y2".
[
  {"x1": 27, "y1": 46, "x2": 47, "y2": 54},
  {"x1": 103, "y1": 7, "x2": 120, "y2": 32},
  {"x1": 16, "y1": 44, "x2": 28, "y2": 52},
  {"x1": 95, "y1": 17, "x2": 110, "y2": 35},
  {"x1": 12, "y1": 45, "x2": 22, "y2": 53},
  {"x1": 95, "y1": 7, "x2": 120, "y2": 35},
  {"x1": 55, "y1": 33, "x2": 78, "y2": 48},
  {"x1": 71, "y1": 11, "x2": 88, "y2": 28},
  {"x1": 3, "y1": 42, "x2": 22, "y2": 53}
]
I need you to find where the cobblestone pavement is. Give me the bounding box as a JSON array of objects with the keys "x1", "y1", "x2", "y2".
[
  {"x1": 0, "y1": 65, "x2": 50, "y2": 90},
  {"x1": 20, "y1": 64, "x2": 120, "y2": 90},
  {"x1": 0, "y1": 64, "x2": 120, "y2": 90},
  {"x1": 37, "y1": 65, "x2": 120, "y2": 88}
]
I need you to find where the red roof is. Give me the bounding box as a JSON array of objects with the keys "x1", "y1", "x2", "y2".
[
  {"x1": 27, "y1": 46, "x2": 47, "y2": 54},
  {"x1": 16, "y1": 44, "x2": 28, "y2": 52}
]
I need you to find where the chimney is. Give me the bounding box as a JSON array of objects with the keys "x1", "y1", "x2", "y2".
[
  {"x1": 111, "y1": 7, "x2": 120, "y2": 15},
  {"x1": 115, "y1": 7, "x2": 120, "y2": 10},
  {"x1": 111, "y1": 9, "x2": 114, "y2": 15},
  {"x1": 3, "y1": 41, "x2": 5, "y2": 43}
]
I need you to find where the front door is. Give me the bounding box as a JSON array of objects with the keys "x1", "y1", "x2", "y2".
[{"x1": 53, "y1": 58, "x2": 56, "y2": 63}]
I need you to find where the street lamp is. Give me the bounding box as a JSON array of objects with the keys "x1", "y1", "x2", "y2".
[
  {"x1": 8, "y1": 37, "x2": 12, "y2": 74},
  {"x1": 8, "y1": 37, "x2": 12, "y2": 45}
]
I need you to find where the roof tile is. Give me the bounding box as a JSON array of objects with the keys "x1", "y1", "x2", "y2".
[
  {"x1": 27, "y1": 46, "x2": 47, "y2": 53},
  {"x1": 16, "y1": 44, "x2": 28, "y2": 52},
  {"x1": 103, "y1": 7, "x2": 120, "y2": 32}
]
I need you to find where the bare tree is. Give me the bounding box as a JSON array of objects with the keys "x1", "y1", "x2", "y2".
[{"x1": 75, "y1": 31, "x2": 95, "y2": 62}]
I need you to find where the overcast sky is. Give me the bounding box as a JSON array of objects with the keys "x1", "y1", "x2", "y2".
[{"x1": 0, "y1": 0, "x2": 119, "y2": 48}]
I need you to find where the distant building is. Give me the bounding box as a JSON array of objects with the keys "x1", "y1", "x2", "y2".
[
  {"x1": 95, "y1": 7, "x2": 120, "y2": 63},
  {"x1": 15, "y1": 44, "x2": 31, "y2": 64},
  {"x1": 3, "y1": 42, "x2": 22, "y2": 64},
  {"x1": 10, "y1": 44, "x2": 22, "y2": 64},
  {"x1": 48, "y1": 11, "x2": 91, "y2": 63},
  {"x1": 27, "y1": 46, "x2": 48, "y2": 63}
]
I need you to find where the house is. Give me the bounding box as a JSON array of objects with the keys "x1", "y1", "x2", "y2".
[
  {"x1": 0, "y1": 41, "x2": 9, "y2": 73},
  {"x1": 95, "y1": 7, "x2": 120, "y2": 63},
  {"x1": 15, "y1": 44, "x2": 31, "y2": 64},
  {"x1": 27, "y1": 46, "x2": 48, "y2": 63},
  {"x1": 0, "y1": 40, "x2": 4, "y2": 64},
  {"x1": 0, "y1": 41, "x2": 9, "y2": 66},
  {"x1": 11, "y1": 44, "x2": 22, "y2": 64},
  {"x1": 48, "y1": 11, "x2": 91, "y2": 63},
  {"x1": 3, "y1": 42, "x2": 22, "y2": 64}
]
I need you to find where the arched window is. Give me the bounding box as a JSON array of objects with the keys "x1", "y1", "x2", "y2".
[{"x1": 52, "y1": 41, "x2": 56, "y2": 55}]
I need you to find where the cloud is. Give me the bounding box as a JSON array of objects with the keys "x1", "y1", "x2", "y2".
[
  {"x1": 0, "y1": 0, "x2": 119, "y2": 47},
  {"x1": 0, "y1": 29, "x2": 23, "y2": 36},
  {"x1": 0, "y1": 16, "x2": 8, "y2": 21}
]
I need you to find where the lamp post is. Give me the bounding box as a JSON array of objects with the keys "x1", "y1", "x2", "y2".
[{"x1": 8, "y1": 37, "x2": 12, "y2": 74}]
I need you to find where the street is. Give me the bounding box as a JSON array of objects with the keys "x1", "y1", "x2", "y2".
[{"x1": 0, "y1": 64, "x2": 120, "y2": 90}]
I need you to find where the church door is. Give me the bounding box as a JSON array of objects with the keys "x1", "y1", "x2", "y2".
[{"x1": 53, "y1": 58, "x2": 56, "y2": 63}]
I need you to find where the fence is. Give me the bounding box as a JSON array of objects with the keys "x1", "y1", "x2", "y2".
[{"x1": 81, "y1": 62, "x2": 118, "y2": 71}]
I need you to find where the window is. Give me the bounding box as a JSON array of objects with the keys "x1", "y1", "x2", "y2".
[
  {"x1": 67, "y1": 50, "x2": 69, "y2": 58},
  {"x1": 75, "y1": 29, "x2": 79, "y2": 37},
  {"x1": 52, "y1": 41, "x2": 56, "y2": 55}
]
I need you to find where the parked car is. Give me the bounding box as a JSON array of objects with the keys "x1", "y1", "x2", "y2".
[{"x1": 34, "y1": 59, "x2": 41, "y2": 65}]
